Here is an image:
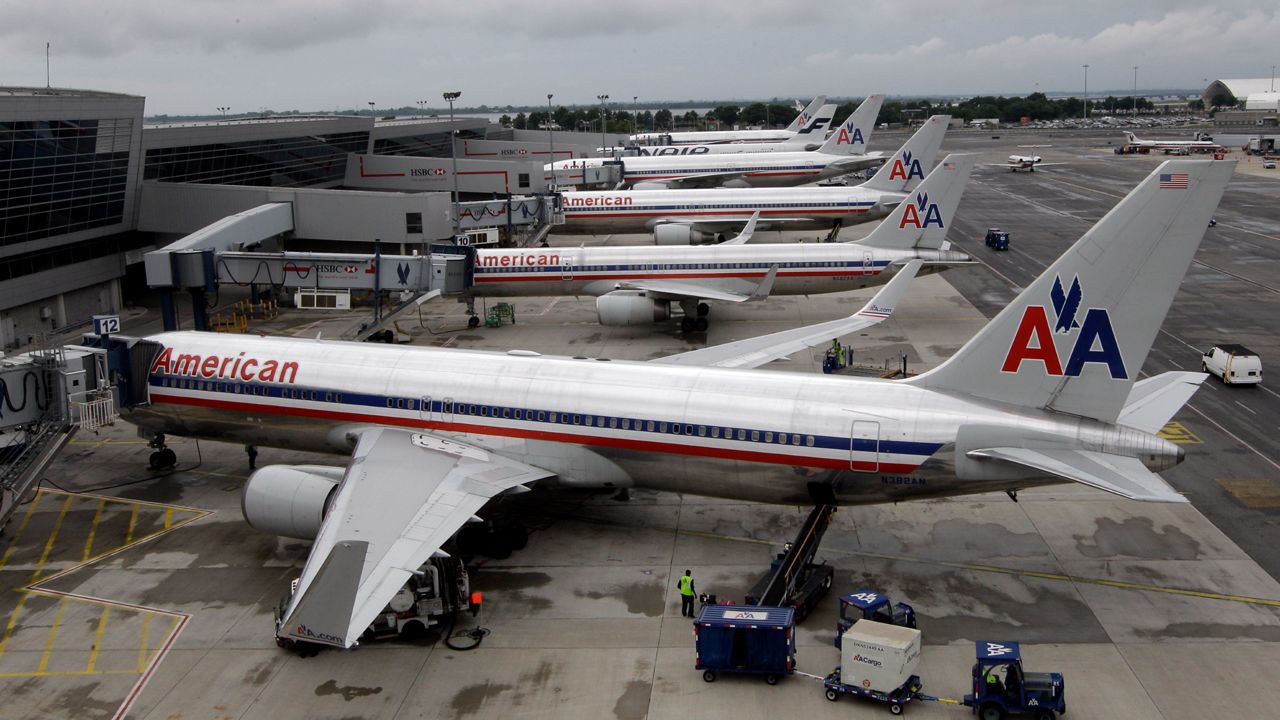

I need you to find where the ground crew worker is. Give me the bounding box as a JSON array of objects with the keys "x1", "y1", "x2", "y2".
[{"x1": 677, "y1": 569, "x2": 696, "y2": 617}]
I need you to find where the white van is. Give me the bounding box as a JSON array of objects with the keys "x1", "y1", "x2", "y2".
[{"x1": 1202, "y1": 344, "x2": 1262, "y2": 385}]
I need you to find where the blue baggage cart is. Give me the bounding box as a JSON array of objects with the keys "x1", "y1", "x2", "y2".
[{"x1": 694, "y1": 604, "x2": 796, "y2": 685}]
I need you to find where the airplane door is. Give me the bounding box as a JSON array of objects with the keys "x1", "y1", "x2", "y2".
[
  {"x1": 441, "y1": 397, "x2": 455, "y2": 427},
  {"x1": 862, "y1": 251, "x2": 874, "y2": 276},
  {"x1": 419, "y1": 396, "x2": 432, "y2": 423},
  {"x1": 562, "y1": 257, "x2": 574, "y2": 282},
  {"x1": 850, "y1": 420, "x2": 879, "y2": 473}
]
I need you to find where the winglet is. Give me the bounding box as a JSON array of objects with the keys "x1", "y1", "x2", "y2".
[
  {"x1": 853, "y1": 259, "x2": 922, "y2": 320},
  {"x1": 721, "y1": 212, "x2": 761, "y2": 245},
  {"x1": 652, "y1": 260, "x2": 922, "y2": 369},
  {"x1": 277, "y1": 540, "x2": 368, "y2": 648},
  {"x1": 748, "y1": 264, "x2": 779, "y2": 301}
]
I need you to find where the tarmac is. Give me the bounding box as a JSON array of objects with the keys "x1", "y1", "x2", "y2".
[{"x1": 1, "y1": 129, "x2": 1278, "y2": 719}]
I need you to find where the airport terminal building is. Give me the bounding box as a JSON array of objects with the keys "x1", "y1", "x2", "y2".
[{"x1": 0, "y1": 87, "x2": 613, "y2": 351}]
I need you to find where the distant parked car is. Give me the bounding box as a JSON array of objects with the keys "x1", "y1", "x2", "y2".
[{"x1": 1264, "y1": 160, "x2": 1277, "y2": 169}]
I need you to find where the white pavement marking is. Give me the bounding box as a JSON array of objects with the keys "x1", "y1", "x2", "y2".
[{"x1": 1236, "y1": 400, "x2": 1258, "y2": 415}]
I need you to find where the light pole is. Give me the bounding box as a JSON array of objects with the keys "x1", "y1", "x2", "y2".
[
  {"x1": 545, "y1": 94, "x2": 555, "y2": 166},
  {"x1": 443, "y1": 91, "x2": 462, "y2": 235},
  {"x1": 417, "y1": 100, "x2": 426, "y2": 116},
  {"x1": 632, "y1": 96, "x2": 638, "y2": 135},
  {"x1": 1272, "y1": 65, "x2": 1276, "y2": 92},
  {"x1": 1082, "y1": 65, "x2": 1089, "y2": 120},
  {"x1": 597, "y1": 94, "x2": 609, "y2": 151},
  {"x1": 368, "y1": 101, "x2": 376, "y2": 121},
  {"x1": 1133, "y1": 66, "x2": 1139, "y2": 118},
  {"x1": 217, "y1": 106, "x2": 229, "y2": 117}
]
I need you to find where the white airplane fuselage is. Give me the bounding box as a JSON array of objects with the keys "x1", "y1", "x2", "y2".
[
  {"x1": 558, "y1": 186, "x2": 902, "y2": 234},
  {"x1": 549, "y1": 151, "x2": 882, "y2": 189},
  {"x1": 123, "y1": 333, "x2": 1175, "y2": 506},
  {"x1": 470, "y1": 243, "x2": 963, "y2": 298},
  {"x1": 631, "y1": 129, "x2": 797, "y2": 145}
]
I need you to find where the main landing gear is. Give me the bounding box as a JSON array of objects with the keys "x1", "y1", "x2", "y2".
[
  {"x1": 465, "y1": 298, "x2": 481, "y2": 329},
  {"x1": 679, "y1": 302, "x2": 711, "y2": 333},
  {"x1": 148, "y1": 434, "x2": 177, "y2": 471}
]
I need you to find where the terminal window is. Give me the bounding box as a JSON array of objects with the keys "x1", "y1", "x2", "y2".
[{"x1": 0, "y1": 118, "x2": 133, "y2": 246}]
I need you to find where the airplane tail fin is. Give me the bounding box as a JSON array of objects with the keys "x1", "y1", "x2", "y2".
[
  {"x1": 784, "y1": 103, "x2": 838, "y2": 145},
  {"x1": 818, "y1": 95, "x2": 884, "y2": 156},
  {"x1": 906, "y1": 160, "x2": 1234, "y2": 423},
  {"x1": 784, "y1": 95, "x2": 827, "y2": 132},
  {"x1": 855, "y1": 154, "x2": 974, "y2": 250},
  {"x1": 861, "y1": 115, "x2": 950, "y2": 194},
  {"x1": 1124, "y1": 131, "x2": 1138, "y2": 144}
]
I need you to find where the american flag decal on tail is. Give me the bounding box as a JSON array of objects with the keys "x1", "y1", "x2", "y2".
[{"x1": 1159, "y1": 173, "x2": 1189, "y2": 189}]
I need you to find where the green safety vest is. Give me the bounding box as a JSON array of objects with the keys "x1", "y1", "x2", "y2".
[{"x1": 679, "y1": 575, "x2": 695, "y2": 596}]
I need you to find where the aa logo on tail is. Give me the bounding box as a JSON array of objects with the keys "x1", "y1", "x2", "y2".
[
  {"x1": 898, "y1": 192, "x2": 943, "y2": 229},
  {"x1": 835, "y1": 126, "x2": 865, "y2": 145},
  {"x1": 1001, "y1": 275, "x2": 1127, "y2": 379},
  {"x1": 888, "y1": 151, "x2": 925, "y2": 181}
]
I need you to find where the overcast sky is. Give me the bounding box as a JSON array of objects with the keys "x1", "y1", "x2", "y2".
[{"x1": 1, "y1": 1, "x2": 1276, "y2": 115}]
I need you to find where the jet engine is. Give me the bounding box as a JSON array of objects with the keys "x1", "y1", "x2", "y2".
[
  {"x1": 596, "y1": 291, "x2": 671, "y2": 326},
  {"x1": 653, "y1": 225, "x2": 724, "y2": 245},
  {"x1": 242, "y1": 465, "x2": 345, "y2": 540}
]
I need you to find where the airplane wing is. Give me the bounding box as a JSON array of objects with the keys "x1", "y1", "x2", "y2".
[
  {"x1": 616, "y1": 265, "x2": 778, "y2": 303},
  {"x1": 276, "y1": 428, "x2": 554, "y2": 648},
  {"x1": 654, "y1": 260, "x2": 921, "y2": 369},
  {"x1": 827, "y1": 153, "x2": 887, "y2": 174},
  {"x1": 635, "y1": 171, "x2": 754, "y2": 190},
  {"x1": 650, "y1": 217, "x2": 812, "y2": 234}
]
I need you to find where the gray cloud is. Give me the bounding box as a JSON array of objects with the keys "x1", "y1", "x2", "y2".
[{"x1": 0, "y1": 1, "x2": 1273, "y2": 114}]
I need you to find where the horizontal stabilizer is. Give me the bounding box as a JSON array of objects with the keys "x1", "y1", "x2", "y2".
[
  {"x1": 654, "y1": 260, "x2": 921, "y2": 369},
  {"x1": 968, "y1": 447, "x2": 1187, "y2": 503},
  {"x1": 1118, "y1": 372, "x2": 1207, "y2": 434}
]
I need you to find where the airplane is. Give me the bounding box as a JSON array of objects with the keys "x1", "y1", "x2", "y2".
[
  {"x1": 629, "y1": 96, "x2": 833, "y2": 146},
  {"x1": 563, "y1": 103, "x2": 840, "y2": 184},
  {"x1": 1007, "y1": 155, "x2": 1043, "y2": 171},
  {"x1": 471, "y1": 153, "x2": 975, "y2": 331},
  {"x1": 1122, "y1": 131, "x2": 1223, "y2": 154},
  {"x1": 549, "y1": 95, "x2": 886, "y2": 190},
  {"x1": 556, "y1": 115, "x2": 951, "y2": 243},
  {"x1": 107, "y1": 159, "x2": 1231, "y2": 648}
]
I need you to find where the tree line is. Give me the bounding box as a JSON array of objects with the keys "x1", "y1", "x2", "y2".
[{"x1": 499, "y1": 92, "x2": 1215, "y2": 133}]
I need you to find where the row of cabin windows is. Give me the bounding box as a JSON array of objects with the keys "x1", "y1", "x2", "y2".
[
  {"x1": 162, "y1": 378, "x2": 818, "y2": 449},
  {"x1": 158, "y1": 376, "x2": 342, "y2": 402},
  {"x1": 577, "y1": 203, "x2": 858, "y2": 211},
  {"x1": 397, "y1": 398, "x2": 816, "y2": 447},
  {"x1": 484, "y1": 261, "x2": 854, "y2": 272}
]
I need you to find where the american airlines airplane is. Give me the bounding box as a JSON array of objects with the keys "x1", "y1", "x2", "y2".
[
  {"x1": 1123, "y1": 131, "x2": 1223, "y2": 153},
  {"x1": 475, "y1": 153, "x2": 974, "y2": 331},
  {"x1": 550, "y1": 95, "x2": 886, "y2": 190},
  {"x1": 110, "y1": 159, "x2": 1230, "y2": 648},
  {"x1": 629, "y1": 95, "x2": 832, "y2": 146},
  {"x1": 557, "y1": 115, "x2": 950, "y2": 243}
]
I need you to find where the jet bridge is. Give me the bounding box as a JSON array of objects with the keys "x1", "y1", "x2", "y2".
[
  {"x1": 1, "y1": 333, "x2": 118, "y2": 532},
  {"x1": 144, "y1": 202, "x2": 486, "y2": 333}
]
